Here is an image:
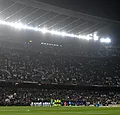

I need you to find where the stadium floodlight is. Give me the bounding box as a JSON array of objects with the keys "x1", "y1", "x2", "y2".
[
  {"x1": 78, "y1": 35, "x2": 92, "y2": 40},
  {"x1": 94, "y1": 34, "x2": 99, "y2": 41},
  {"x1": 86, "y1": 35, "x2": 93, "y2": 40},
  {"x1": 71, "y1": 34, "x2": 75, "y2": 38},
  {"x1": 61, "y1": 32, "x2": 66, "y2": 37},
  {"x1": 100, "y1": 38, "x2": 111, "y2": 43},
  {"x1": 41, "y1": 28, "x2": 48, "y2": 34},
  {"x1": 13, "y1": 22, "x2": 26, "y2": 30},
  {"x1": 51, "y1": 30, "x2": 61, "y2": 36},
  {"x1": 0, "y1": 19, "x2": 111, "y2": 43},
  {"x1": 33, "y1": 27, "x2": 40, "y2": 31}
]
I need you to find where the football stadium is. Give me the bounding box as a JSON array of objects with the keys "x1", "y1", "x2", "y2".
[{"x1": 0, "y1": 0, "x2": 120, "y2": 115}]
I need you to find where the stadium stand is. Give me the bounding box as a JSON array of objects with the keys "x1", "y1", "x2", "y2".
[
  {"x1": 0, "y1": 41, "x2": 120, "y2": 86},
  {"x1": 0, "y1": 0, "x2": 120, "y2": 107},
  {"x1": 0, "y1": 88, "x2": 120, "y2": 106}
]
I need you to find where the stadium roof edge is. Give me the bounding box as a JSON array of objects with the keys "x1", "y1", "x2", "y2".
[{"x1": 8, "y1": 0, "x2": 120, "y2": 24}]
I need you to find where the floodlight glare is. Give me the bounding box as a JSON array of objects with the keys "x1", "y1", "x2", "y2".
[
  {"x1": 0, "y1": 19, "x2": 111, "y2": 43},
  {"x1": 14, "y1": 23, "x2": 25, "y2": 29},
  {"x1": 100, "y1": 38, "x2": 111, "y2": 43},
  {"x1": 41, "y1": 28, "x2": 48, "y2": 34},
  {"x1": 61, "y1": 32, "x2": 66, "y2": 36},
  {"x1": 51, "y1": 30, "x2": 61, "y2": 36},
  {"x1": 94, "y1": 34, "x2": 99, "y2": 41}
]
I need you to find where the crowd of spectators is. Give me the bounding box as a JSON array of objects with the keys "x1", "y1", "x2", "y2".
[
  {"x1": 0, "y1": 88, "x2": 120, "y2": 106},
  {"x1": 1, "y1": 31, "x2": 120, "y2": 106},
  {"x1": 0, "y1": 44, "x2": 120, "y2": 86}
]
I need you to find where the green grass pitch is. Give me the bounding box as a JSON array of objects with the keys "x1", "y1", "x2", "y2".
[{"x1": 0, "y1": 106, "x2": 120, "y2": 115}]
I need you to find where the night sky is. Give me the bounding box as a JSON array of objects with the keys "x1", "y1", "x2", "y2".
[{"x1": 36, "y1": 0, "x2": 120, "y2": 44}]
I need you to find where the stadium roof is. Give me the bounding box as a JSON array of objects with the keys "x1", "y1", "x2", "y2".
[{"x1": 0, "y1": 0, "x2": 119, "y2": 36}]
